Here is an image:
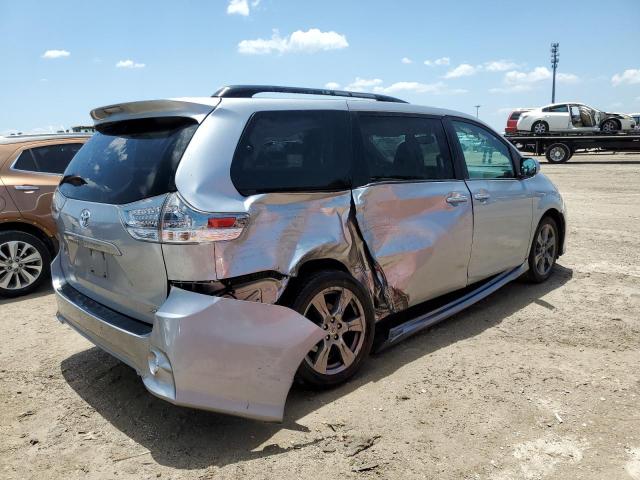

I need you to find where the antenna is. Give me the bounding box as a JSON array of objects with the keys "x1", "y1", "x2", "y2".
[
  {"x1": 550, "y1": 43, "x2": 559, "y2": 103},
  {"x1": 474, "y1": 105, "x2": 481, "y2": 118}
]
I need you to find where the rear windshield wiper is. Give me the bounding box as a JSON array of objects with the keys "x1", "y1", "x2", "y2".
[{"x1": 60, "y1": 174, "x2": 88, "y2": 187}]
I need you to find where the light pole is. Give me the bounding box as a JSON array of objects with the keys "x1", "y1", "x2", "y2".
[
  {"x1": 550, "y1": 43, "x2": 559, "y2": 103},
  {"x1": 474, "y1": 105, "x2": 481, "y2": 118}
]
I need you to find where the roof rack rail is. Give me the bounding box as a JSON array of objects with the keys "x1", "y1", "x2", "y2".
[{"x1": 212, "y1": 85, "x2": 408, "y2": 104}]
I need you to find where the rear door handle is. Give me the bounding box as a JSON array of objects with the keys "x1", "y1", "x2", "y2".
[
  {"x1": 446, "y1": 192, "x2": 469, "y2": 206},
  {"x1": 473, "y1": 192, "x2": 490, "y2": 201},
  {"x1": 14, "y1": 185, "x2": 40, "y2": 192}
]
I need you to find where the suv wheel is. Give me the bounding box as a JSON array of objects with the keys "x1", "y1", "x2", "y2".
[
  {"x1": 0, "y1": 231, "x2": 51, "y2": 298},
  {"x1": 289, "y1": 270, "x2": 375, "y2": 388},
  {"x1": 526, "y1": 217, "x2": 558, "y2": 283}
]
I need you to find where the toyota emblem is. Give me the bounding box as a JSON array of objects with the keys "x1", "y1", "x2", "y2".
[{"x1": 79, "y1": 209, "x2": 91, "y2": 228}]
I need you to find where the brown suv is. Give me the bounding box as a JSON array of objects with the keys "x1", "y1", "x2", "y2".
[{"x1": 0, "y1": 134, "x2": 89, "y2": 297}]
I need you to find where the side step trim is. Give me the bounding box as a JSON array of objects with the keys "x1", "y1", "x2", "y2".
[{"x1": 379, "y1": 262, "x2": 528, "y2": 350}]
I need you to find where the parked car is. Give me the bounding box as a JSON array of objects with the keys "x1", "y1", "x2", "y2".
[
  {"x1": 53, "y1": 86, "x2": 566, "y2": 421},
  {"x1": 516, "y1": 102, "x2": 636, "y2": 134},
  {"x1": 630, "y1": 113, "x2": 640, "y2": 131},
  {"x1": 505, "y1": 108, "x2": 532, "y2": 134},
  {"x1": 0, "y1": 134, "x2": 90, "y2": 297}
]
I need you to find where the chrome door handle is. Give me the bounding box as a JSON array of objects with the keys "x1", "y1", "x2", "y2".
[
  {"x1": 15, "y1": 185, "x2": 40, "y2": 192},
  {"x1": 446, "y1": 193, "x2": 469, "y2": 206},
  {"x1": 474, "y1": 192, "x2": 490, "y2": 201}
]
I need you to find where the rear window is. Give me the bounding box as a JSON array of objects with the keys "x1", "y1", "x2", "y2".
[
  {"x1": 230, "y1": 110, "x2": 351, "y2": 195},
  {"x1": 59, "y1": 117, "x2": 197, "y2": 204},
  {"x1": 509, "y1": 111, "x2": 524, "y2": 120}
]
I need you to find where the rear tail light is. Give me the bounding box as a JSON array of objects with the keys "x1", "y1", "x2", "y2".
[
  {"x1": 121, "y1": 193, "x2": 248, "y2": 244},
  {"x1": 51, "y1": 189, "x2": 67, "y2": 219}
]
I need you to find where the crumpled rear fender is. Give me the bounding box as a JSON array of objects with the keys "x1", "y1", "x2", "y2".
[
  {"x1": 147, "y1": 288, "x2": 325, "y2": 421},
  {"x1": 54, "y1": 249, "x2": 324, "y2": 422}
]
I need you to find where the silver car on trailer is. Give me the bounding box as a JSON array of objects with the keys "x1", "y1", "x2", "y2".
[{"x1": 53, "y1": 86, "x2": 566, "y2": 421}]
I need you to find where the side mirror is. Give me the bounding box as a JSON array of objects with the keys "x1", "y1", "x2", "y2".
[{"x1": 520, "y1": 157, "x2": 539, "y2": 178}]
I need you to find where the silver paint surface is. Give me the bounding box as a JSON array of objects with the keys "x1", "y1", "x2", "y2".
[
  {"x1": 353, "y1": 181, "x2": 473, "y2": 309},
  {"x1": 464, "y1": 179, "x2": 534, "y2": 283},
  {"x1": 57, "y1": 195, "x2": 169, "y2": 323}
]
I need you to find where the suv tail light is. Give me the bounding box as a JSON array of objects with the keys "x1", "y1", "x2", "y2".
[{"x1": 121, "y1": 193, "x2": 248, "y2": 244}]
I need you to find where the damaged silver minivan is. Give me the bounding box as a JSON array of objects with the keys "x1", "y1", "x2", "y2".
[{"x1": 52, "y1": 85, "x2": 566, "y2": 421}]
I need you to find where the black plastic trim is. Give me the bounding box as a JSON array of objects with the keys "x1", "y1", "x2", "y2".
[
  {"x1": 59, "y1": 283, "x2": 153, "y2": 336},
  {"x1": 212, "y1": 85, "x2": 408, "y2": 104}
]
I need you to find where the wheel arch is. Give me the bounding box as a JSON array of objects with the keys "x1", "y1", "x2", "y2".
[
  {"x1": 0, "y1": 221, "x2": 57, "y2": 256},
  {"x1": 278, "y1": 257, "x2": 353, "y2": 306},
  {"x1": 540, "y1": 208, "x2": 566, "y2": 257}
]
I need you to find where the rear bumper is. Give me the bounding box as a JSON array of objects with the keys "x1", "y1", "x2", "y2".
[{"x1": 52, "y1": 254, "x2": 324, "y2": 422}]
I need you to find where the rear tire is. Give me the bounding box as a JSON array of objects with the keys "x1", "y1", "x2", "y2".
[
  {"x1": 526, "y1": 217, "x2": 558, "y2": 283},
  {"x1": 0, "y1": 231, "x2": 51, "y2": 298},
  {"x1": 289, "y1": 270, "x2": 375, "y2": 388},
  {"x1": 545, "y1": 143, "x2": 571, "y2": 163},
  {"x1": 532, "y1": 121, "x2": 549, "y2": 135}
]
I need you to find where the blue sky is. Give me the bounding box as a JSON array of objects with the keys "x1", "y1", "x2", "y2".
[{"x1": 1, "y1": 0, "x2": 639, "y2": 134}]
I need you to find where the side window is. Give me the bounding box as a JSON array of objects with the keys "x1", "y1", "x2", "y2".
[
  {"x1": 13, "y1": 144, "x2": 83, "y2": 174},
  {"x1": 13, "y1": 150, "x2": 38, "y2": 172},
  {"x1": 452, "y1": 121, "x2": 515, "y2": 179},
  {"x1": 547, "y1": 105, "x2": 568, "y2": 113},
  {"x1": 357, "y1": 115, "x2": 454, "y2": 182},
  {"x1": 231, "y1": 110, "x2": 351, "y2": 195}
]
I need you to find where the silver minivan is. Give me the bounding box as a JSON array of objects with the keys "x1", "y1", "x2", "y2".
[{"x1": 53, "y1": 86, "x2": 566, "y2": 421}]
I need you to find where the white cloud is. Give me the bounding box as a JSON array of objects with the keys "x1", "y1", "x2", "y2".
[
  {"x1": 339, "y1": 77, "x2": 466, "y2": 96},
  {"x1": 490, "y1": 66, "x2": 579, "y2": 93},
  {"x1": 557, "y1": 72, "x2": 580, "y2": 84},
  {"x1": 227, "y1": 0, "x2": 249, "y2": 16},
  {"x1": 444, "y1": 63, "x2": 477, "y2": 78},
  {"x1": 42, "y1": 49, "x2": 70, "y2": 59},
  {"x1": 238, "y1": 28, "x2": 348, "y2": 55},
  {"x1": 504, "y1": 66, "x2": 551, "y2": 85},
  {"x1": 401, "y1": 57, "x2": 413, "y2": 64},
  {"x1": 116, "y1": 59, "x2": 146, "y2": 69},
  {"x1": 484, "y1": 60, "x2": 520, "y2": 72},
  {"x1": 611, "y1": 68, "x2": 640, "y2": 86},
  {"x1": 345, "y1": 77, "x2": 383, "y2": 91},
  {"x1": 424, "y1": 56, "x2": 450, "y2": 66},
  {"x1": 324, "y1": 82, "x2": 341, "y2": 89},
  {"x1": 376, "y1": 81, "x2": 466, "y2": 95}
]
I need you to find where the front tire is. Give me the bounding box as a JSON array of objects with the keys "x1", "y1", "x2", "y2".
[
  {"x1": 532, "y1": 121, "x2": 549, "y2": 135},
  {"x1": 600, "y1": 119, "x2": 619, "y2": 134},
  {"x1": 0, "y1": 231, "x2": 51, "y2": 298},
  {"x1": 289, "y1": 270, "x2": 375, "y2": 388},
  {"x1": 526, "y1": 217, "x2": 559, "y2": 283}
]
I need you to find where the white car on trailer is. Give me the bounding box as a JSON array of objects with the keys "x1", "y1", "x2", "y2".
[{"x1": 517, "y1": 102, "x2": 636, "y2": 134}]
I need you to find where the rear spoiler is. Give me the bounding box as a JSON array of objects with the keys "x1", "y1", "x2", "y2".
[{"x1": 90, "y1": 98, "x2": 220, "y2": 126}]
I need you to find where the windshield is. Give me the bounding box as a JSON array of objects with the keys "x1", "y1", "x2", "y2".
[{"x1": 59, "y1": 117, "x2": 197, "y2": 204}]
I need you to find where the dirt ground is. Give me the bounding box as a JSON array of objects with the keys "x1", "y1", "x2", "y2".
[{"x1": 1, "y1": 153, "x2": 639, "y2": 480}]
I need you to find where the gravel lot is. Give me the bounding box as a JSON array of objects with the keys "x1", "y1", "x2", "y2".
[{"x1": 1, "y1": 153, "x2": 639, "y2": 480}]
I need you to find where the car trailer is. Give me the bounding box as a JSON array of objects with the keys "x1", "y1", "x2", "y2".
[{"x1": 505, "y1": 133, "x2": 640, "y2": 163}]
